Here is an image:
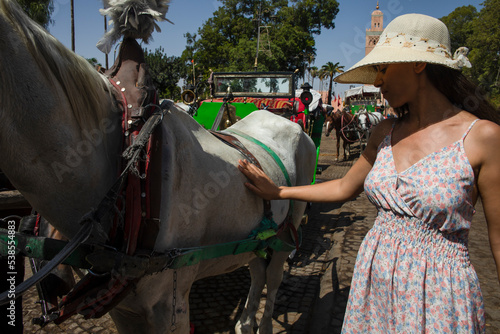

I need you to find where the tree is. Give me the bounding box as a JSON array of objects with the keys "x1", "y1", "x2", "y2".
[
  {"x1": 319, "y1": 62, "x2": 344, "y2": 105},
  {"x1": 306, "y1": 53, "x2": 315, "y2": 82},
  {"x1": 86, "y1": 57, "x2": 101, "y2": 68},
  {"x1": 440, "y1": 5, "x2": 478, "y2": 52},
  {"x1": 144, "y1": 47, "x2": 186, "y2": 100},
  {"x1": 466, "y1": 0, "x2": 500, "y2": 106},
  {"x1": 442, "y1": 1, "x2": 499, "y2": 107},
  {"x1": 183, "y1": 0, "x2": 340, "y2": 80},
  {"x1": 16, "y1": 0, "x2": 54, "y2": 29},
  {"x1": 310, "y1": 66, "x2": 319, "y2": 88}
]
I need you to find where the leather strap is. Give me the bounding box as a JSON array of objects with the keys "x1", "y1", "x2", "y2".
[{"x1": 209, "y1": 130, "x2": 272, "y2": 217}]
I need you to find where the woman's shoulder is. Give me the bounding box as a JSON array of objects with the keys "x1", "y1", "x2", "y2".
[
  {"x1": 469, "y1": 117, "x2": 500, "y2": 143},
  {"x1": 362, "y1": 118, "x2": 396, "y2": 165},
  {"x1": 464, "y1": 116, "x2": 500, "y2": 166}
]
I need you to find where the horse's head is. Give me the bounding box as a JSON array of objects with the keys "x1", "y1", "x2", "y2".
[{"x1": 357, "y1": 112, "x2": 368, "y2": 131}]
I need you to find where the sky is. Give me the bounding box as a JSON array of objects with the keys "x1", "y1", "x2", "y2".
[{"x1": 48, "y1": 0, "x2": 485, "y2": 98}]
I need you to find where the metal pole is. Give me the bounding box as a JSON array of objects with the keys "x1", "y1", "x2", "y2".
[
  {"x1": 70, "y1": 0, "x2": 75, "y2": 52},
  {"x1": 192, "y1": 60, "x2": 196, "y2": 86},
  {"x1": 254, "y1": 25, "x2": 261, "y2": 71},
  {"x1": 104, "y1": 16, "x2": 108, "y2": 68}
]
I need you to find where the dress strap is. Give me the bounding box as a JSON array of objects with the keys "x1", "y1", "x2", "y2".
[{"x1": 461, "y1": 119, "x2": 480, "y2": 140}]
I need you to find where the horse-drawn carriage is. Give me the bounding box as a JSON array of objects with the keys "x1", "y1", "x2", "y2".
[
  {"x1": 181, "y1": 71, "x2": 326, "y2": 181},
  {"x1": 324, "y1": 85, "x2": 385, "y2": 160},
  {"x1": 0, "y1": 1, "x2": 318, "y2": 333}
]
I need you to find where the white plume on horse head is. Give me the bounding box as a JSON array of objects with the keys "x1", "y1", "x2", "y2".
[{"x1": 97, "y1": 0, "x2": 172, "y2": 54}]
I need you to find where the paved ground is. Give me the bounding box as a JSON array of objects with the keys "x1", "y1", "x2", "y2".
[{"x1": 11, "y1": 131, "x2": 500, "y2": 333}]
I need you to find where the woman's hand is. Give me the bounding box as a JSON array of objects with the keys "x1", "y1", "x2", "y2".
[{"x1": 238, "y1": 159, "x2": 282, "y2": 200}]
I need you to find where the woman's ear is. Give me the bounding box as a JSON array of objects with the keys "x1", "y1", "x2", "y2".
[{"x1": 414, "y1": 62, "x2": 427, "y2": 74}]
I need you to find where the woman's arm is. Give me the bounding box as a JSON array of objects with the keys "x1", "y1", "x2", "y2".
[
  {"x1": 238, "y1": 155, "x2": 372, "y2": 202},
  {"x1": 238, "y1": 118, "x2": 394, "y2": 203},
  {"x1": 474, "y1": 121, "x2": 500, "y2": 282}
]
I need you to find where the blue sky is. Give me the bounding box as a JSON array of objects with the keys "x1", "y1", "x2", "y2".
[{"x1": 48, "y1": 0, "x2": 484, "y2": 97}]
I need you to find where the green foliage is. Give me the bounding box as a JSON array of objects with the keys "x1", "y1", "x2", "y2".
[
  {"x1": 86, "y1": 58, "x2": 101, "y2": 68},
  {"x1": 442, "y1": 0, "x2": 500, "y2": 108},
  {"x1": 440, "y1": 5, "x2": 478, "y2": 52},
  {"x1": 466, "y1": 0, "x2": 500, "y2": 107},
  {"x1": 144, "y1": 47, "x2": 186, "y2": 100},
  {"x1": 16, "y1": 0, "x2": 54, "y2": 29},
  {"x1": 184, "y1": 0, "x2": 339, "y2": 79}
]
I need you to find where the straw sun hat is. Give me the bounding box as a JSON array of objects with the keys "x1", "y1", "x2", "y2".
[{"x1": 334, "y1": 13, "x2": 472, "y2": 85}]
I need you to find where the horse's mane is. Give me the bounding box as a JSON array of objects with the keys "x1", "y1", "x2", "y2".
[{"x1": 0, "y1": 0, "x2": 114, "y2": 130}]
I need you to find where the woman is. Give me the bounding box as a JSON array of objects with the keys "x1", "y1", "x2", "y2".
[{"x1": 238, "y1": 14, "x2": 500, "y2": 333}]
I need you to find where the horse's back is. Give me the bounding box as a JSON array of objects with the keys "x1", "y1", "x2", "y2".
[
  {"x1": 227, "y1": 110, "x2": 303, "y2": 143},
  {"x1": 224, "y1": 110, "x2": 316, "y2": 186}
]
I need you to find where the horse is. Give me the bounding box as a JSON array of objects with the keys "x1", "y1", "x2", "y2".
[
  {"x1": 324, "y1": 109, "x2": 360, "y2": 160},
  {"x1": 0, "y1": 1, "x2": 316, "y2": 333}
]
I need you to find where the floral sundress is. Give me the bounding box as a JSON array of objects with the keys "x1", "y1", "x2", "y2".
[{"x1": 342, "y1": 119, "x2": 485, "y2": 333}]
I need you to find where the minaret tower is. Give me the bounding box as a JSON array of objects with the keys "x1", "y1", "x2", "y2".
[{"x1": 365, "y1": 2, "x2": 384, "y2": 55}]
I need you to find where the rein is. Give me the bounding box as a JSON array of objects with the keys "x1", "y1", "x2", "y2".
[{"x1": 340, "y1": 112, "x2": 360, "y2": 143}]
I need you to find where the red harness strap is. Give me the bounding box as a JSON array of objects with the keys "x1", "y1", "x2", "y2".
[
  {"x1": 108, "y1": 77, "x2": 157, "y2": 256},
  {"x1": 56, "y1": 74, "x2": 160, "y2": 322}
]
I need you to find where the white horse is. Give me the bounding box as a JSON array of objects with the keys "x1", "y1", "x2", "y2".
[{"x1": 0, "y1": 1, "x2": 316, "y2": 333}]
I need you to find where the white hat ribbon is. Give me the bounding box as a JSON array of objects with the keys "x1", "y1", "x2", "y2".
[{"x1": 447, "y1": 47, "x2": 472, "y2": 69}]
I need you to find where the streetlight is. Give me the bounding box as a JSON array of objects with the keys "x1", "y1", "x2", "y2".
[{"x1": 253, "y1": 2, "x2": 275, "y2": 71}]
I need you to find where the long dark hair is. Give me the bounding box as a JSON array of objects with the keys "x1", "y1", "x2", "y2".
[{"x1": 394, "y1": 64, "x2": 499, "y2": 124}]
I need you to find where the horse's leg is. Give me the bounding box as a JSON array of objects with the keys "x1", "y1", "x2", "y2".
[
  {"x1": 236, "y1": 258, "x2": 267, "y2": 334},
  {"x1": 111, "y1": 270, "x2": 193, "y2": 333},
  {"x1": 335, "y1": 130, "x2": 341, "y2": 161},
  {"x1": 344, "y1": 141, "x2": 349, "y2": 160},
  {"x1": 110, "y1": 307, "x2": 150, "y2": 334},
  {"x1": 257, "y1": 251, "x2": 289, "y2": 334}
]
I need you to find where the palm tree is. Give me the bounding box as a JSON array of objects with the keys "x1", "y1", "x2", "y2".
[
  {"x1": 306, "y1": 53, "x2": 315, "y2": 83},
  {"x1": 310, "y1": 66, "x2": 318, "y2": 88},
  {"x1": 320, "y1": 62, "x2": 345, "y2": 105}
]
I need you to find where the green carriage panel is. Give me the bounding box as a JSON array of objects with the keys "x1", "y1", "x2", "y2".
[
  {"x1": 350, "y1": 104, "x2": 376, "y2": 114},
  {"x1": 193, "y1": 102, "x2": 258, "y2": 130}
]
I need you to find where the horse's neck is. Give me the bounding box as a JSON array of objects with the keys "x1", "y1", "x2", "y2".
[
  {"x1": 0, "y1": 85, "x2": 122, "y2": 239},
  {"x1": 0, "y1": 5, "x2": 124, "y2": 238},
  {"x1": 341, "y1": 111, "x2": 352, "y2": 123}
]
